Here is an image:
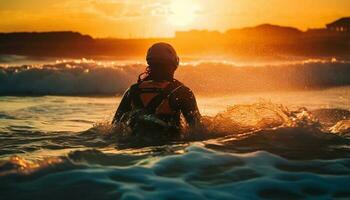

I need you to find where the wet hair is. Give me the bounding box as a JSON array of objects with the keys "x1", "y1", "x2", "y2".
[{"x1": 138, "y1": 63, "x2": 176, "y2": 82}]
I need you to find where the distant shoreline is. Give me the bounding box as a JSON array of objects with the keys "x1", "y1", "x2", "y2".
[{"x1": 1, "y1": 20, "x2": 350, "y2": 59}]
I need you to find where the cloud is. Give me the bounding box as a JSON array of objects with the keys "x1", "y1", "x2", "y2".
[
  {"x1": 141, "y1": 2, "x2": 170, "y2": 16},
  {"x1": 89, "y1": 0, "x2": 172, "y2": 18}
]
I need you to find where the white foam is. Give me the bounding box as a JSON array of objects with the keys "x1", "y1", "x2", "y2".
[{"x1": 1, "y1": 59, "x2": 350, "y2": 95}]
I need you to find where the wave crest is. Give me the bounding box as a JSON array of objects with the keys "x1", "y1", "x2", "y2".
[{"x1": 1, "y1": 59, "x2": 350, "y2": 95}]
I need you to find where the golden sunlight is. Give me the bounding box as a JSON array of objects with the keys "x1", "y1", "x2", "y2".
[{"x1": 168, "y1": 0, "x2": 199, "y2": 27}]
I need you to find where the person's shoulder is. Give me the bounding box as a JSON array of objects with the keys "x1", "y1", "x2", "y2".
[
  {"x1": 172, "y1": 79, "x2": 185, "y2": 87},
  {"x1": 129, "y1": 82, "x2": 140, "y2": 89},
  {"x1": 172, "y1": 79, "x2": 193, "y2": 94},
  {"x1": 124, "y1": 82, "x2": 140, "y2": 95}
]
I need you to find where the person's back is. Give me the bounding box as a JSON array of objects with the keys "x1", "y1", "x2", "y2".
[{"x1": 112, "y1": 42, "x2": 201, "y2": 137}]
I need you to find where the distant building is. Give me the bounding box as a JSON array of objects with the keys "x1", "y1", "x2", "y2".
[{"x1": 326, "y1": 17, "x2": 350, "y2": 32}]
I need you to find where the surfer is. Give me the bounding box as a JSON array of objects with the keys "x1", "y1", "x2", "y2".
[{"x1": 112, "y1": 42, "x2": 201, "y2": 137}]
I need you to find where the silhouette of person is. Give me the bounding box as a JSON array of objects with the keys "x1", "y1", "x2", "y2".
[{"x1": 112, "y1": 42, "x2": 201, "y2": 136}]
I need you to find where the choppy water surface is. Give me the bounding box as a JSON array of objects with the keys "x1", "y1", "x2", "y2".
[
  {"x1": 1, "y1": 89, "x2": 350, "y2": 200},
  {"x1": 1, "y1": 60, "x2": 350, "y2": 200}
]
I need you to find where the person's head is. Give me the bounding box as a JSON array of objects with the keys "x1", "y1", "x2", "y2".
[{"x1": 139, "y1": 42, "x2": 179, "y2": 82}]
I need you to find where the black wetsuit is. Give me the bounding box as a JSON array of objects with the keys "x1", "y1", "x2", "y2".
[{"x1": 112, "y1": 79, "x2": 201, "y2": 128}]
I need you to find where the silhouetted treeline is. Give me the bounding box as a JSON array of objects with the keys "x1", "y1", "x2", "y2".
[
  {"x1": 0, "y1": 31, "x2": 95, "y2": 57},
  {"x1": 0, "y1": 23, "x2": 350, "y2": 59}
]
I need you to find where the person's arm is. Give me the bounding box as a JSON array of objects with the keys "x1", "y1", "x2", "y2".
[
  {"x1": 174, "y1": 86, "x2": 201, "y2": 127},
  {"x1": 112, "y1": 88, "x2": 132, "y2": 124}
]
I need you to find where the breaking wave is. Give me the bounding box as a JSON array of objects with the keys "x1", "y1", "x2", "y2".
[
  {"x1": 2, "y1": 102, "x2": 349, "y2": 159},
  {"x1": 0, "y1": 59, "x2": 350, "y2": 95}
]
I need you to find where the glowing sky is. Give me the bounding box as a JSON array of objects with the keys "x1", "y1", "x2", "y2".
[{"x1": 0, "y1": 0, "x2": 349, "y2": 38}]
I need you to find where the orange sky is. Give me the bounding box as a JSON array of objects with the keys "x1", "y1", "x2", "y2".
[{"x1": 0, "y1": 0, "x2": 349, "y2": 38}]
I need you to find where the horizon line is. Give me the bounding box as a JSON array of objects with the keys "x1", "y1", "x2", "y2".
[{"x1": 0, "y1": 17, "x2": 347, "y2": 40}]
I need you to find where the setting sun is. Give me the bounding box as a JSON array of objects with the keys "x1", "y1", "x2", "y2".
[{"x1": 168, "y1": 0, "x2": 199, "y2": 27}]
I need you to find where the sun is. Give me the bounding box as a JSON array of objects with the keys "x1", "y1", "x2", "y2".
[{"x1": 168, "y1": 0, "x2": 199, "y2": 27}]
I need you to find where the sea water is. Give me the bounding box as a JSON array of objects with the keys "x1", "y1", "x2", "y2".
[{"x1": 0, "y1": 59, "x2": 350, "y2": 200}]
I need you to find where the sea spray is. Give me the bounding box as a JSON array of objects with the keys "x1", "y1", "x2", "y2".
[{"x1": 1, "y1": 94, "x2": 350, "y2": 199}]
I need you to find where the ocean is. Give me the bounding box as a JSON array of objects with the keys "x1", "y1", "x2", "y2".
[{"x1": 0, "y1": 59, "x2": 350, "y2": 200}]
